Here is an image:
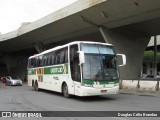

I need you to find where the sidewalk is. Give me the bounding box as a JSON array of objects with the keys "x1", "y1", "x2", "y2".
[{"x1": 121, "y1": 80, "x2": 160, "y2": 94}]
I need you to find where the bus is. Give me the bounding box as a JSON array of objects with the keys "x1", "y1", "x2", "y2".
[{"x1": 27, "y1": 41, "x2": 126, "y2": 97}]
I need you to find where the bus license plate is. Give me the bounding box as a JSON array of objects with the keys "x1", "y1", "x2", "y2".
[{"x1": 101, "y1": 90, "x2": 107, "y2": 93}]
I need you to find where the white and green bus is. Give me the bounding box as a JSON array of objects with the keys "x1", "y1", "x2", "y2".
[{"x1": 27, "y1": 41, "x2": 126, "y2": 97}]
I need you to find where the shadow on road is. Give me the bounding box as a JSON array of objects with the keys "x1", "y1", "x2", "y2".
[{"x1": 72, "y1": 95, "x2": 116, "y2": 102}]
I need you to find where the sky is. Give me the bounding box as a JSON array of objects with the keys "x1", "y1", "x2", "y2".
[{"x1": 0, "y1": 0, "x2": 77, "y2": 34}]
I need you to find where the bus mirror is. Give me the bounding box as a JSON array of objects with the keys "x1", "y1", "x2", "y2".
[
  {"x1": 117, "y1": 54, "x2": 126, "y2": 67},
  {"x1": 78, "y1": 51, "x2": 85, "y2": 65}
]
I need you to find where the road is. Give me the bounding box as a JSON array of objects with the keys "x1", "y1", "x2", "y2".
[{"x1": 0, "y1": 82, "x2": 160, "y2": 120}]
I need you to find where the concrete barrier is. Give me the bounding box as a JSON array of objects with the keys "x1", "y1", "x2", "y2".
[
  {"x1": 139, "y1": 81, "x2": 157, "y2": 92},
  {"x1": 121, "y1": 80, "x2": 138, "y2": 90},
  {"x1": 121, "y1": 80, "x2": 159, "y2": 92}
]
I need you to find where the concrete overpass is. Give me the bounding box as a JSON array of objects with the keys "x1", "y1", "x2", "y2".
[{"x1": 1, "y1": 0, "x2": 160, "y2": 80}]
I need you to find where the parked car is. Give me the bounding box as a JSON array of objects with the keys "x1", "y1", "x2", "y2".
[
  {"x1": 6, "y1": 76, "x2": 22, "y2": 86},
  {"x1": 141, "y1": 74, "x2": 160, "y2": 79},
  {"x1": 156, "y1": 75, "x2": 160, "y2": 78},
  {"x1": 142, "y1": 74, "x2": 154, "y2": 79}
]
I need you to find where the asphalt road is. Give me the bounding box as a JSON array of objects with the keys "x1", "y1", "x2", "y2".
[{"x1": 0, "y1": 82, "x2": 160, "y2": 120}]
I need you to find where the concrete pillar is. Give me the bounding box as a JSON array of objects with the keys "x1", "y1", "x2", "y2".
[
  {"x1": 4, "y1": 55, "x2": 13, "y2": 74},
  {"x1": 99, "y1": 27, "x2": 109, "y2": 43},
  {"x1": 153, "y1": 36, "x2": 157, "y2": 78},
  {"x1": 4, "y1": 54, "x2": 28, "y2": 80},
  {"x1": 34, "y1": 42, "x2": 45, "y2": 53},
  {"x1": 99, "y1": 27, "x2": 150, "y2": 79},
  {"x1": 0, "y1": 55, "x2": 7, "y2": 76}
]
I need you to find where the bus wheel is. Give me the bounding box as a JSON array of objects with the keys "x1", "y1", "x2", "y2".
[
  {"x1": 32, "y1": 80, "x2": 34, "y2": 88},
  {"x1": 62, "y1": 83, "x2": 70, "y2": 98},
  {"x1": 34, "y1": 81, "x2": 39, "y2": 91}
]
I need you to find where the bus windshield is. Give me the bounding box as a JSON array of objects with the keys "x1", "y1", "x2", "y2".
[{"x1": 81, "y1": 43, "x2": 119, "y2": 81}]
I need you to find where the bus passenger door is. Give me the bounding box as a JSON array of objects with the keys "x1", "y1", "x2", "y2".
[
  {"x1": 70, "y1": 44, "x2": 81, "y2": 96},
  {"x1": 73, "y1": 61, "x2": 81, "y2": 96}
]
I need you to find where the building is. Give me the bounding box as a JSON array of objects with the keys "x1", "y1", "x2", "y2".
[{"x1": 142, "y1": 36, "x2": 160, "y2": 77}]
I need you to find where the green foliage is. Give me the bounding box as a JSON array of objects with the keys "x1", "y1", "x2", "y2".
[
  {"x1": 144, "y1": 51, "x2": 153, "y2": 62},
  {"x1": 144, "y1": 51, "x2": 160, "y2": 64}
]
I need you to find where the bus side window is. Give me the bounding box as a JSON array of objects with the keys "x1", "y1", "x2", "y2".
[
  {"x1": 51, "y1": 52, "x2": 55, "y2": 65},
  {"x1": 40, "y1": 55, "x2": 43, "y2": 66},
  {"x1": 60, "y1": 49, "x2": 65, "y2": 64},
  {"x1": 49, "y1": 53, "x2": 52, "y2": 65},
  {"x1": 55, "y1": 50, "x2": 60, "y2": 64},
  {"x1": 47, "y1": 53, "x2": 52, "y2": 66},
  {"x1": 31, "y1": 58, "x2": 33, "y2": 68},
  {"x1": 42, "y1": 55, "x2": 47, "y2": 66},
  {"x1": 64, "y1": 47, "x2": 68, "y2": 63},
  {"x1": 39, "y1": 55, "x2": 42, "y2": 67},
  {"x1": 70, "y1": 44, "x2": 81, "y2": 82},
  {"x1": 45, "y1": 54, "x2": 49, "y2": 66},
  {"x1": 36, "y1": 56, "x2": 41, "y2": 67},
  {"x1": 28, "y1": 59, "x2": 31, "y2": 68},
  {"x1": 54, "y1": 51, "x2": 57, "y2": 65},
  {"x1": 46, "y1": 54, "x2": 49, "y2": 66},
  {"x1": 37, "y1": 57, "x2": 40, "y2": 67},
  {"x1": 31, "y1": 58, "x2": 36, "y2": 68},
  {"x1": 57, "y1": 53, "x2": 60, "y2": 64},
  {"x1": 35, "y1": 57, "x2": 38, "y2": 67}
]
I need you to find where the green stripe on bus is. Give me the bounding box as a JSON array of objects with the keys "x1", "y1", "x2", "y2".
[
  {"x1": 28, "y1": 69, "x2": 36, "y2": 75},
  {"x1": 82, "y1": 79, "x2": 119, "y2": 85},
  {"x1": 44, "y1": 65, "x2": 68, "y2": 74},
  {"x1": 28, "y1": 64, "x2": 68, "y2": 75}
]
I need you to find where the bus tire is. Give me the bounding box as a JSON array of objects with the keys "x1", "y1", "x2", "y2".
[
  {"x1": 32, "y1": 80, "x2": 34, "y2": 87},
  {"x1": 62, "y1": 83, "x2": 70, "y2": 98},
  {"x1": 34, "y1": 81, "x2": 39, "y2": 91}
]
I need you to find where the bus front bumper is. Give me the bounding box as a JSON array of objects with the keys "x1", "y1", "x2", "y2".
[{"x1": 78, "y1": 86, "x2": 119, "y2": 96}]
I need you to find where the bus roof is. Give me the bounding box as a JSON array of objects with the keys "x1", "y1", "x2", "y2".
[{"x1": 29, "y1": 41, "x2": 113, "y2": 59}]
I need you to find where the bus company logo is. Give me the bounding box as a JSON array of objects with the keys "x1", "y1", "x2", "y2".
[
  {"x1": 50, "y1": 67, "x2": 63, "y2": 74},
  {"x1": 2, "y1": 112, "x2": 11, "y2": 117}
]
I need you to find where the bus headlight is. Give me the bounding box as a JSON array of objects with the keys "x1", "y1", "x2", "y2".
[{"x1": 82, "y1": 83, "x2": 93, "y2": 87}]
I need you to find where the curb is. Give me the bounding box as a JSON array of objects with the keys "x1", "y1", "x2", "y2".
[{"x1": 119, "y1": 89, "x2": 160, "y2": 96}]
